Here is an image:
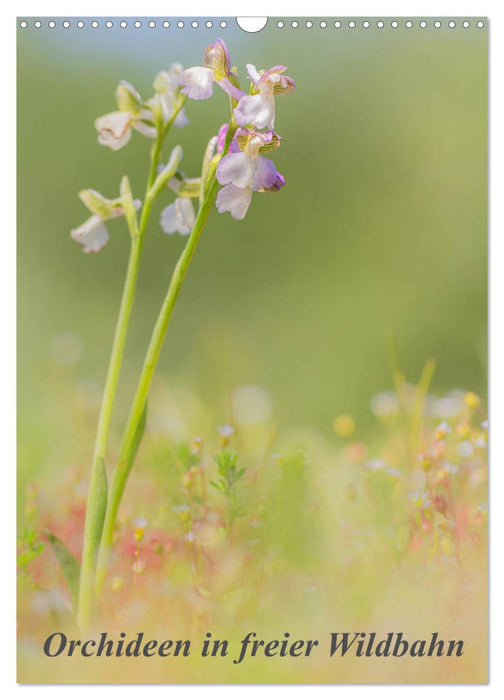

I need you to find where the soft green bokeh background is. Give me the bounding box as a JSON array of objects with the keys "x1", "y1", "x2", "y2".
[{"x1": 17, "y1": 19, "x2": 487, "y2": 483}]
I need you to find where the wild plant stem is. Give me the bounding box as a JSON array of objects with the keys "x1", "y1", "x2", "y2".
[
  {"x1": 77, "y1": 118, "x2": 172, "y2": 630},
  {"x1": 95, "y1": 173, "x2": 222, "y2": 595},
  {"x1": 77, "y1": 234, "x2": 143, "y2": 631}
]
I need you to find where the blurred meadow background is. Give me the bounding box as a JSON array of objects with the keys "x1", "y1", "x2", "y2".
[{"x1": 17, "y1": 18, "x2": 487, "y2": 683}]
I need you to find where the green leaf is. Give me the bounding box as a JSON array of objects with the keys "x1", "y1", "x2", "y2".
[{"x1": 45, "y1": 531, "x2": 80, "y2": 611}]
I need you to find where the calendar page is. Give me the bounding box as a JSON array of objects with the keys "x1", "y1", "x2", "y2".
[{"x1": 17, "y1": 16, "x2": 488, "y2": 683}]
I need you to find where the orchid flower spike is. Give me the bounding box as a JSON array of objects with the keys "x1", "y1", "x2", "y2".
[
  {"x1": 152, "y1": 64, "x2": 189, "y2": 128},
  {"x1": 216, "y1": 129, "x2": 285, "y2": 220},
  {"x1": 234, "y1": 65, "x2": 295, "y2": 130},
  {"x1": 71, "y1": 189, "x2": 141, "y2": 253},
  {"x1": 179, "y1": 39, "x2": 243, "y2": 102},
  {"x1": 95, "y1": 80, "x2": 157, "y2": 151}
]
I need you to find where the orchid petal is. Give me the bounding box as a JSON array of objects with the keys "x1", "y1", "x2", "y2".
[
  {"x1": 132, "y1": 120, "x2": 157, "y2": 139},
  {"x1": 71, "y1": 216, "x2": 110, "y2": 253},
  {"x1": 217, "y1": 76, "x2": 245, "y2": 102},
  {"x1": 179, "y1": 67, "x2": 214, "y2": 100},
  {"x1": 203, "y1": 39, "x2": 231, "y2": 80},
  {"x1": 95, "y1": 111, "x2": 131, "y2": 150},
  {"x1": 174, "y1": 108, "x2": 190, "y2": 128},
  {"x1": 160, "y1": 198, "x2": 195, "y2": 235},
  {"x1": 216, "y1": 185, "x2": 253, "y2": 220},
  {"x1": 216, "y1": 153, "x2": 253, "y2": 189},
  {"x1": 246, "y1": 64, "x2": 261, "y2": 85},
  {"x1": 216, "y1": 123, "x2": 229, "y2": 153},
  {"x1": 234, "y1": 92, "x2": 275, "y2": 130},
  {"x1": 251, "y1": 156, "x2": 278, "y2": 191}
]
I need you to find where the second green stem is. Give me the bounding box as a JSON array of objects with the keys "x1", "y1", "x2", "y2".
[{"x1": 95, "y1": 174, "x2": 221, "y2": 594}]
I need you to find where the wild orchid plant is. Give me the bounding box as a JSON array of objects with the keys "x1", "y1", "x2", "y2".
[{"x1": 68, "y1": 39, "x2": 294, "y2": 630}]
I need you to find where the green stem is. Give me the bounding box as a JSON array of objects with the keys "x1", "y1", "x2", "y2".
[
  {"x1": 95, "y1": 173, "x2": 222, "y2": 594},
  {"x1": 77, "y1": 240, "x2": 143, "y2": 629},
  {"x1": 77, "y1": 119, "x2": 173, "y2": 630}
]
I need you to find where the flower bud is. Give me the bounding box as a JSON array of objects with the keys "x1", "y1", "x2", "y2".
[
  {"x1": 203, "y1": 39, "x2": 231, "y2": 81},
  {"x1": 115, "y1": 80, "x2": 142, "y2": 116},
  {"x1": 79, "y1": 189, "x2": 115, "y2": 218}
]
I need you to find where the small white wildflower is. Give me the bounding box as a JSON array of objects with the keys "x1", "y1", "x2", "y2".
[
  {"x1": 182, "y1": 531, "x2": 195, "y2": 542},
  {"x1": 133, "y1": 517, "x2": 147, "y2": 529},
  {"x1": 409, "y1": 490, "x2": 431, "y2": 508},
  {"x1": 434, "y1": 421, "x2": 452, "y2": 440},
  {"x1": 369, "y1": 392, "x2": 400, "y2": 418},
  {"x1": 429, "y1": 391, "x2": 465, "y2": 419},
  {"x1": 217, "y1": 424, "x2": 235, "y2": 439}
]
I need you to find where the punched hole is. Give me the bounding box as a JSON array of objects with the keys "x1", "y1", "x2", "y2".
[{"x1": 237, "y1": 17, "x2": 267, "y2": 32}]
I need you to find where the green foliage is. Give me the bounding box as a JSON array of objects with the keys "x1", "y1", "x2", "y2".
[
  {"x1": 17, "y1": 527, "x2": 45, "y2": 570},
  {"x1": 210, "y1": 450, "x2": 247, "y2": 525},
  {"x1": 45, "y1": 531, "x2": 80, "y2": 612}
]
